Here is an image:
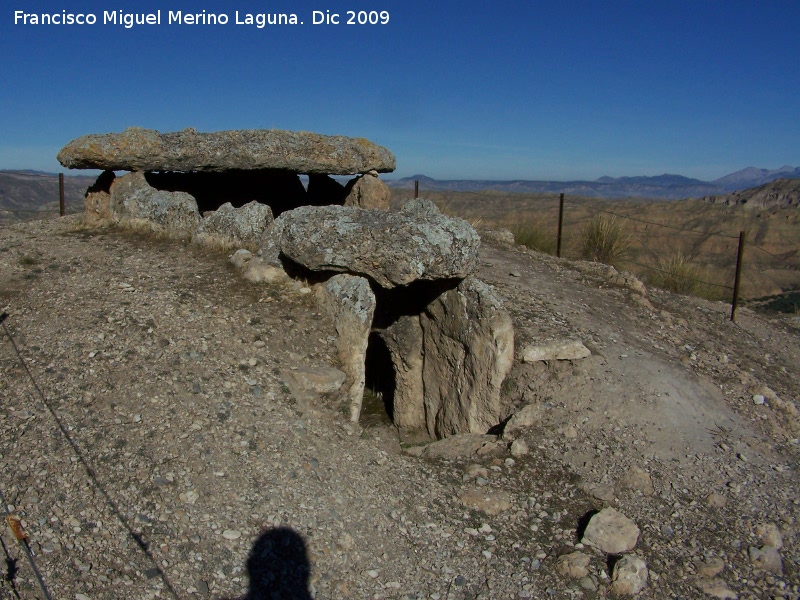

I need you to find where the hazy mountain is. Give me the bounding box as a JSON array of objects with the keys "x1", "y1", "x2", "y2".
[
  {"x1": 0, "y1": 170, "x2": 94, "y2": 220},
  {"x1": 388, "y1": 174, "x2": 721, "y2": 200},
  {"x1": 713, "y1": 165, "x2": 800, "y2": 189},
  {"x1": 703, "y1": 178, "x2": 800, "y2": 209},
  {"x1": 389, "y1": 166, "x2": 800, "y2": 200}
]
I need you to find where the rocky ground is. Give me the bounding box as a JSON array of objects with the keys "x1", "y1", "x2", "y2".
[{"x1": 1, "y1": 215, "x2": 798, "y2": 599}]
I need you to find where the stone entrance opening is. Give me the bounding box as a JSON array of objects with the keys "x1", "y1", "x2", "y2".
[{"x1": 364, "y1": 332, "x2": 396, "y2": 421}]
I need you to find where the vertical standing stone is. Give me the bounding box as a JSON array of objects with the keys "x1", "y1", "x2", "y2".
[{"x1": 315, "y1": 274, "x2": 376, "y2": 422}]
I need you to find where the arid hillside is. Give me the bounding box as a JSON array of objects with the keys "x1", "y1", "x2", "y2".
[
  {"x1": 391, "y1": 188, "x2": 800, "y2": 305},
  {"x1": 1, "y1": 214, "x2": 798, "y2": 599}
]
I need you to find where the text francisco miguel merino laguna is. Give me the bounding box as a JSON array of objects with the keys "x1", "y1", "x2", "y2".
[{"x1": 13, "y1": 9, "x2": 342, "y2": 28}]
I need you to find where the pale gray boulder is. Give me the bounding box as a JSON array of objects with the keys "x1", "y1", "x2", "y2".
[
  {"x1": 58, "y1": 127, "x2": 396, "y2": 174},
  {"x1": 375, "y1": 277, "x2": 513, "y2": 438},
  {"x1": 194, "y1": 201, "x2": 274, "y2": 249},
  {"x1": 343, "y1": 172, "x2": 391, "y2": 209},
  {"x1": 419, "y1": 277, "x2": 514, "y2": 438},
  {"x1": 314, "y1": 274, "x2": 376, "y2": 422},
  {"x1": 110, "y1": 171, "x2": 200, "y2": 236},
  {"x1": 274, "y1": 200, "x2": 480, "y2": 288}
]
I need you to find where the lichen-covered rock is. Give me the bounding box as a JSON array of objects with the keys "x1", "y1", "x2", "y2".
[
  {"x1": 375, "y1": 277, "x2": 513, "y2": 438},
  {"x1": 419, "y1": 277, "x2": 514, "y2": 437},
  {"x1": 379, "y1": 315, "x2": 425, "y2": 430},
  {"x1": 194, "y1": 201, "x2": 274, "y2": 249},
  {"x1": 273, "y1": 200, "x2": 480, "y2": 288},
  {"x1": 343, "y1": 172, "x2": 391, "y2": 209},
  {"x1": 110, "y1": 171, "x2": 200, "y2": 236},
  {"x1": 58, "y1": 127, "x2": 396, "y2": 174},
  {"x1": 315, "y1": 274, "x2": 376, "y2": 422}
]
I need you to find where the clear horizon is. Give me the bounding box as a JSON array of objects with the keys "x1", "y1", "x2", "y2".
[{"x1": 2, "y1": 1, "x2": 798, "y2": 181}]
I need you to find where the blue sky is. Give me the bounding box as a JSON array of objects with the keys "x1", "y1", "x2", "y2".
[{"x1": 2, "y1": 1, "x2": 798, "y2": 180}]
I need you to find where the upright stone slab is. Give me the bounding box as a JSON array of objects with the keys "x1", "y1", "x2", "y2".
[
  {"x1": 58, "y1": 127, "x2": 396, "y2": 174},
  {"x1": 419, "y1": 277, "x2": 515, "y2": 438},
  {"x1": 315, "y1": 274, "x2": 376, "y2": 422}
]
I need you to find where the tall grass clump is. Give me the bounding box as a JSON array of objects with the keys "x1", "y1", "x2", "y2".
[
  {"x1": 649, "y1": 252, "x2": 728, "y2": 301},
  {"x1": 577, "y1": 215, "x2": 631, "y2": 266},
  {"x1": 510, "y1": 221, "x2": 556, "y2": 254}
]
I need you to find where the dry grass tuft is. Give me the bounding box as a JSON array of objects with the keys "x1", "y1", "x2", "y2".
[{"x1": 576, "y1": 215, "x2": 631, "y2": 266}]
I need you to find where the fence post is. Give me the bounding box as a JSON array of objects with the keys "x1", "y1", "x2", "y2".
[
  {"x1": 414, "y1": 180, "x2": 419, "y2": 199},
  {"x1": 59, "y1": 173, "x2": 65, "y2": 217},
  {"x1": 556, "y1": 193, "x2": 565, "y2": 258},
  {"x1": 730, "y1": 230, "x2": 746, "y2": 322}
]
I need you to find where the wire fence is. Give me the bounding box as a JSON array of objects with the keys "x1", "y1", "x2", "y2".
[
  {"x1": 3, "y1": 177, "x2": 798, "y2": 319},
  {"x1": 394, "y1": 181, "x2": 800, "y2": 321}
]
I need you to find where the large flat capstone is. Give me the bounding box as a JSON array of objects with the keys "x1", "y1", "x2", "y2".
[
  {"x1": 57, "y1": 127, "x2": 396, "y2": 174},
  {"x1": 269, "y1": 199, "x2": 480, "y2": 289}
]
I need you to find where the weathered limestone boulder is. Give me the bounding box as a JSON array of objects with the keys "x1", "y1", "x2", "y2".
[
  {"x1": 110, "y1": 171, "x2": 200, "y2": 236},
  {"x1": 376, "y1": 277, "x2": 514, "y2": 438},
  {"x1": 379, "y1": 315, "x2": 425, "y2": 430},
  {"x1": 315, "y1": 274, "x2": 376, "y2": 422},
  {"x1": 419, "y1": 277, "x2": 515, "y2": 437},
  {"x1": 581, "y1": 508, "x2": 640, "y2": 554},
  {"x1": 194, "y1": 201, "x2": 274, "y2": 249},
  {"x1": 272, "y1": 200, "x2": 480, "y2": 288},
  {"x1": 58, "y1": 127, "x2": 396, "y2": 174},
  {"x1": 343, "y1": 171, "x2": 391, "y2": 209}
]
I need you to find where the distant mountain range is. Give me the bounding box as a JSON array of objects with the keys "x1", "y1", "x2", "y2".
[
  {"x1": 387, "y1": 165, "x2": 800, "y2": 200},
  {"x1": 2, "y1": 166, "x2": 800, "y2": 216}
]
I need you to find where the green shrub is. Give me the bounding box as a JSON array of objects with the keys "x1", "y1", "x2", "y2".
[{"x1": 577, "y1": 215, "x2": 631, "y2": 266}]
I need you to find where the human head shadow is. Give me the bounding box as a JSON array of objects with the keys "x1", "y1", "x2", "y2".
[{"x1": 234, "y1": 526, "x2": 312, "y2": 600}]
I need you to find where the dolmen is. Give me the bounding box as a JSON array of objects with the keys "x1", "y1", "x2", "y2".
[{"x1": 58, "y1": 127, "x2": 513, "y2": 440}]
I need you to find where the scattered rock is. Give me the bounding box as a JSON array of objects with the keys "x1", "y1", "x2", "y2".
[
  {"x1": 458, "y1": 488, "x2": 513, "y2": 515},
  {"x1": 421, "y1": 434, "x2": 499, "y2": 460},
  {"x1": 510, "y1": 439, "x2": 529, "y2": 457},
  {"x1": 521, "y1": 340, "x2": 591, "y2": 362},
  {"x1": 696, "y1": 577, "x2": 738, "y2": 599},
  {"x1": 610, "y1": 554, "x2": 648, "y2": 596},
  {"x1": 502, "y1": 403, "x2": 544, "y2": 440},
  {"x1": 696, "y1": 556, "x2": 726, "y2": 578},
  {"x1": 581, "y1": 508, "x2": 640, "y2": 554},
  {"x1": 556, "y1": 551, "x2": 591, "y2": 578},
  {"x1": 748, "y1": 545, "x2": 783, "y2": 574},
  {"x1": 755, "y1": 522, "x2": 783, "y2": 549}
]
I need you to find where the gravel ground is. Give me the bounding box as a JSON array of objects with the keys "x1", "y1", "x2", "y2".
[{"x1": 1, "y1": 216, "x2": 798, "y2": 599}]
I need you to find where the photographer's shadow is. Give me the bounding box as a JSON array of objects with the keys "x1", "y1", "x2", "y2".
[{"x1": 237, "y1": 526, "x2": 312, "y2": 600}]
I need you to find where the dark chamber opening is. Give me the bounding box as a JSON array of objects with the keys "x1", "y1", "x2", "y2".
[{"x1": 364, "y1": 331, "x2": 396, "y2": 421}]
